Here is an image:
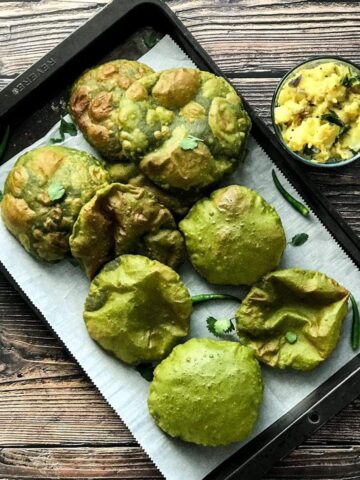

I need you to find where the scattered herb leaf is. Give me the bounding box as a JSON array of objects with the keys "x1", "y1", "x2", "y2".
[
  {"x1": 289, "y1": 233, "x2": 309, "y2": 247},
  {"x1": 51, "y1": 116, "x2": 77, "y2": 144},
  {"x1": 272, "y1": 170, "x2": 310, "y2": 217},
  {"x1": 191, "y1": 293, "x2": 241, "y2": 304},
  {"x1": 342, "y1": 68, "x2": 360, "y2": 88},
  {"x1": 136, "y1": 363, "x2": 155, "y2": 382},
  {"x1": 321, "y1": 110, "x2": 345, "y2": 129},
  {"x1": 180, "y1": 135, "x2": 203, "y2": 151},
  {"x1": 143, "y1": 32, "x2": 158, "y2": 49},
  {"x1": 289, "y1": 75, "x2": 302, "y2": 88},
  {"x1": 206, "y1": 317, "x2": 235, "y2": 338},
  {"x1": 285, "y1": 331, "x2": 298, "y2": 344},
  {"x1": 0, "y1": 125, "x2": 10, "y2": 161},
  {"x1": 47, "y1": 182, "x2": 65, "y2": 201},
  {"x1": 351, "y1": 294, "x2": 360, "y2": 351}
]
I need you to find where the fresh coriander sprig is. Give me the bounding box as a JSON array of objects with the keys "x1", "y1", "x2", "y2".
[
  {"x1": 180, "y1": 135, "x2": 203, "y2": 151},
  {"x1": 350, "y1": 294, "x2": 360, "y2": 351},
  {"x1": 272, "y1": 170, "x2": 309, "y2": 217},
  {"x1": 48, "y1": 182, "x2": 65, "y2": 201},
  {"x1": 207, "y1": 317, "x2": 235, "y2": 338},
  {"x1": 51, "y1": 116, "x2": 77, "y2": 144}
]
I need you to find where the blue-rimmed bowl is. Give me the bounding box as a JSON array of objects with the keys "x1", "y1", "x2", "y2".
[{"x1": 271, "y1": 56, "x2": 360, "y2": 168}]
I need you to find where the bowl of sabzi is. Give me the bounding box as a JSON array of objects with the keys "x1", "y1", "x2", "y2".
[
  {"x1": 0, "y1": 59, "x2": 354, "y2": 448},
  {"x1": 272, "y1": 56, "x2": 360, "y2": 167}
]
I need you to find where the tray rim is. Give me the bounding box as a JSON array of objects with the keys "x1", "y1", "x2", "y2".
[{"x1": 1, "y1": 1, "x2": 360, "y2": 479}]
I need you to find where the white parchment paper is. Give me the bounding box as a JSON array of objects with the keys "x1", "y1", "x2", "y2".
[{"x1": 1, "y1": 36, "x2": 360, "y2": 480}]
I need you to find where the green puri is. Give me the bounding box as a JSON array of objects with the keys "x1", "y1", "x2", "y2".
[
  {"x1": 179, "y1": 185, "x2": 286, "y2": 285},
  {"x1": 70, "y1": 182, "x2": 185, "y2": 279},
  {"x1": 236, "y1": 268, "x2": 350, "y2": 370},
  {"x1": 118, "y1": 67, "x2": 251, "y2": 191},
  {"x1": 83, "y1": 255, "x2": 192, "y2": 365},
  {"x1": 1, "y1": 146, "x2": 109, "y2": 262},
  {"x1": 148, "y1": 338, "x2": 263, "y2": 446}
]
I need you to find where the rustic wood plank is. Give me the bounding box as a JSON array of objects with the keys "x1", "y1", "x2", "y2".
[{"x1": 1, "y1": 446, "x2": 360, "y2": 479}]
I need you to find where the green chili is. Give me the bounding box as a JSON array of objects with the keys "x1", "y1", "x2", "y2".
[
  {"x1": 272, "y1": 170, "x2": 309, "y2": 217},
  {"x1": 350, "y1": 294, "x2": 360, "y2": 350},
  {"x1": 0, "y1": 125, "x2": 10, "y2": 162},
  {"x1": 191, "y1": 293, "x2": 241, "y2": 305}
]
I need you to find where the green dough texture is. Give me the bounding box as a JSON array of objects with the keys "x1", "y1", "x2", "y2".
[
  {"x1": 69, "y1": 60, "x2": 154, "y2": 161},
  {"x1": 236, "y1": 269, "x2": 350, "y2": 371},
  {"x1": 148, "y1": 338, "x2": 263, "y2": 446},
  {"x1": 1, "y1": 146, "x2": 109, "y2": 262},
  {"x1": 119, "y1": 68, "x2": 251, "y2": 191},
  {"x1": 84, "y1": 255, "x2": 192, "y2": 365},
  {"x1": 179, "y1": 185, "x2": 286, "y2": 285},
  {"x1": 70, "y1": 182, "x2": 185, "y2": 279}
]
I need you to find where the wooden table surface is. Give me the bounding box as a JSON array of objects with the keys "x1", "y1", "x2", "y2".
[{"x1": 1, "y1": 0, "x2": 360, "y2": 478}]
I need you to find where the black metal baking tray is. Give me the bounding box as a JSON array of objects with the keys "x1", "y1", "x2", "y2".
[{"x1": 1, "y1": 1, "x2": 360, "y2": 479}]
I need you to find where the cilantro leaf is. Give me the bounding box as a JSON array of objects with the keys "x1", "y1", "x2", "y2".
[
  {"x1": 144, "y1": 32, "x2": 158, "y2": 49},
  {"x1": 51, "y1": 116, "x2": 77, "y2": 144},
  {"x1": 180, "y1": 135, "x2": 203, "y2": 151},
  {"x1": 135, "y1": 363, "x2": 155, "y2": 382},
  {"x1": 47, "y1": 182, "x2": 65, "y2": 201},
  {"x1": 285, "y1": 331, "x2": 298, "y2": 344},
  {"x1": 289, "y1": 233, "x2": 309, "y2": 247},
  {"x1": 342, "y1": 68, "x2": 360, "y2": 88},
  {"x1": 206, "y1": 317, "x2": 235, "y2": 338}
]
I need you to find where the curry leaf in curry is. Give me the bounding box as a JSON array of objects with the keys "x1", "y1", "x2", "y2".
[
  {"x1": 321, "y1": 110, "x2": 345, "y2": 129},
  {"x1": 48, "y1": 182, "x2": 65, "y2": 201},
  {"x1": 288, "y1": 75, "x2": 302, "y2": 88},
  {"x1": 207, "y1": 317, "x2": 235, "y2": 338},
  {"x1": 289, "y1": 233, "x2": 309, "y2": 247},
  {"x1": 180, "y1": 135, "x2": 203, "y2": 151}
]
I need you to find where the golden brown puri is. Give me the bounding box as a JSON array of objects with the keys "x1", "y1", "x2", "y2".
[
  {"x1": 106, "y1": 161, "x2": 201, "y2": 217},
  {"x1": 1, "y1": 146, "x2": 109, "y2": 262},
  {"x1": 179, "y1": 185, "x2": 286, "y2": 285},
  {"x1": 83, "y1": 254, "x2": 192, "y2": 365},
  {"x1": 69, "y1": 60, "x2": 154, "y2": 161},
  {"x1": 118, "y1": 67, "x2": 251, "y2": 191},
  {"x1": 236, "y1": 269, "x2": 350, "y2": 371},
  {"x1": 69, "y1": 183, "x2": 185, "y2": 279}
]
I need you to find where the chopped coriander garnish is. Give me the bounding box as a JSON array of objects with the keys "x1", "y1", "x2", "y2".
[
  {"x1": 207, "y1": 317, "x2": 235, "y2": 338},
  {"x1": 143, "y1": 32, "x2": 159, "y2": 49},
  {"x1": 180, "y1": 135, "x2": 203, "y2": 151},
  {"x1": 289, "y1": 233, "x2": 309, "y2": 247},
  {"x1": 51, "y1": 116, "x2": 77, "y2": 144},
  {"x1": 48, "y1": 182, "x2": 65, "y2": 201},
  {"x1": 285, "y1": 331, "x2": 298, "y2": 344}
]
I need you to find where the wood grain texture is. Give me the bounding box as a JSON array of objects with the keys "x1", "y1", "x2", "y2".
[{"x1": 1, "y1": 0, "x2": 360, "y2": 479}]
